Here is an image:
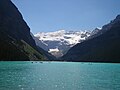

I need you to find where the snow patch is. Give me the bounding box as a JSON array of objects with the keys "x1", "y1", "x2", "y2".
[{"x1": 48, "y1": 48, "x2": 59, "y2": 52}]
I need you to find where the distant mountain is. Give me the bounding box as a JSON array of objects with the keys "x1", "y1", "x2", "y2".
[
  {"x1": 31, "y1": 33, "x2": 56, "y2": 60},
  {"x1": 0, "y1": 0, "x2": 51, "y2": 60},
  {"x1": 61, "y1": 15, "x2": 120, "y2": 63},
  {"x1": 34, "y1": 30, "x2": 91, "y2": 58}
]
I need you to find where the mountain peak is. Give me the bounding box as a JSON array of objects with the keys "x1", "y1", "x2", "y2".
[
  {"x1": 116, "y1": 14, "x2": 120, "y2": 19},
  {"x1": 114, "y1": 14, "x2": 120, "y2": 22},
  {"x1": 34, "y1": 30, "x2": 91, "y2": 57}
]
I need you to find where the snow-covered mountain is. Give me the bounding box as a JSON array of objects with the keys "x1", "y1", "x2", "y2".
[{"x1": 34, "y1": 30, "x2": 91, "y2": 58}]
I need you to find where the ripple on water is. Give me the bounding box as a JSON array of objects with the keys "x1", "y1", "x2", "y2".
[{"x1": 0, "y1": 62, "x2": 120, "y2": 90}]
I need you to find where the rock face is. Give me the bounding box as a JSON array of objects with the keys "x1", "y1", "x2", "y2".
[
  {"x1": 0, "y1": 0, "x2": 48, "y2": 60},
  {"x1": 34, "y1": 30, "x2": 90, "y2": 58},
  {"x1": 31, "y1": 33, "x2": 56, "y2": 60},
  {"x1": 0, "y1": 0, "x2": 36, "y2": 48},
  {"x1": 61, "y1": 15, "x2": 120, "y2": 63}
]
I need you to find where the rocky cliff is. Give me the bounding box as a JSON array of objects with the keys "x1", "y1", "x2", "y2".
[{"x1": 0, "y1": 0, "x2": 47, "y2": 60}]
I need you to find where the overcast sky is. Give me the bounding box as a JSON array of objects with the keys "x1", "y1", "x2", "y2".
[{"x1": 11, "y1": 0, "x2": 120, "y2": 34}]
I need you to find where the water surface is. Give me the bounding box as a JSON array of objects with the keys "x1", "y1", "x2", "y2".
[{"x1": 0, "y1": 61, "x2": 120, "y2": 90}]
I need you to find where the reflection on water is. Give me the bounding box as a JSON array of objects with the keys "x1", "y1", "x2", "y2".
[{"x1": 0, "y1": 61, "x2": 120, "y2": 90}]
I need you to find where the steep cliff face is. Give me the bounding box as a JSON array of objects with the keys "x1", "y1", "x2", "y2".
[
  {"x1": 0, "y1": 0, "x2": 46, "y2": 60},
  {"x1": 0, "y1": 0, "x2": 36, "y2": 48},
  {"x1": 61, "y1": 15, "x2": 120, "y2": 63}
]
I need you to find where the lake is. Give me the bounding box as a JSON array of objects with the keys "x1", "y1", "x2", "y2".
[{"x1": 0, "y1": 62, "x2": 120, "y2": 90}]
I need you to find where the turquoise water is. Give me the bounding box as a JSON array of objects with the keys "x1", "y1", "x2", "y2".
[{"x1": 0, "y1": 62, "x2": 120, "y2": 90}]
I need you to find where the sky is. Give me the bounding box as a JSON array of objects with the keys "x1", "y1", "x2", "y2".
[{"x1": 11, "y1": 0, "x2": 120, "y2": 34}]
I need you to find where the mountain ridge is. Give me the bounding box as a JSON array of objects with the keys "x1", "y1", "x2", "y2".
[
  {"x1": 0, "y1": 0, "x2": 54, "y2": 60},
  {"x1": 34, "y1": 30, "x2": 91, "y2": 57},
  {"x1": 61, "y1": 15, "x2": 120, "y2": 63}
]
